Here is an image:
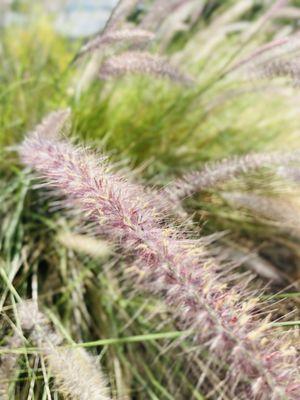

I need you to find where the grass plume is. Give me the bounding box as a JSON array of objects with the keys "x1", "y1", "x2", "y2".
[
  {"x1": 75, "y1": 29, "x2": 155, "y2": 62},
  {"x1": 27, "y1": 108, "x2": 72, "y2": 139},
  {"x1": 19, "y1": 119, "x2": 300, "y2": 399},
  {"x1": 58, "y1": 232, "x2": 111, "y2": 259},
  {"x1": 104, "y1": 0, "x2": 140, "y2": 32},
  {"x1": 0, "y1": 333, "x2": 23, "y2": 399},
  {"x1": 18, "y1": 300, "x2": 111, "y2": 400},
  {"x1": 166, "y1": 150, "x2": 300, "y2": 201},
  {"x1": 99, "y1": 51, "x2": 195, "y2": 85}
]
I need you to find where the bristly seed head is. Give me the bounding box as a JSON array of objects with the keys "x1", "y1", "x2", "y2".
[
  {"x1": 76, "y1": 29, "x2": 155, "y2": 61},
  {"x1": 99, "y1": 51, "x2": 195, "y2": 85},
  {"x1": 18, "y1": 301, "x2": 111, "y2": 400},
  {"x1": 165, "y1": 150, "x2": 300, "y2": 202},
  {"x1": 27, "y1": 108, "x2": 71, "y2": 139}
]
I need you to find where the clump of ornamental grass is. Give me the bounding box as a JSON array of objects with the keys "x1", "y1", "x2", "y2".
[
  {"x1": 18, "y1": 300, "x2": 111, "y2": 400},
  {"x1": 18, "y1": 114, "x2": 300, "y2": 399},
  {"x1": 2, "y1": 1, "x2": 300, "y2": 399}
]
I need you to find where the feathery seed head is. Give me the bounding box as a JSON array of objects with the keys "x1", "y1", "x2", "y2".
[
  {"x1": 18, "y1": 300, "x2": 47, "y2": 332},
  {"x1": 0, "y1": 333, "x2": 23, "y2": 399},
  {"x1": 18, "y1": 301, "x2": 111, "y2": 400},
  {"x1": 99, "y1": 51, "x2": 195, "y2": 85},
  {"x1": 231, "y1": 32, "x2": 300, "y2": 71},
  {"x1": 27, "y1": 108, "x2": 71, "y2": 139},
  {"x1": 45, "y1": 347, "x2": 110, "y2": 400},
  {"x1": 166, "y1": 150, "x2": 300, "y2": 202},
  {"x1": 77, "y1": 29, "x2": 155, "y2": 61}
]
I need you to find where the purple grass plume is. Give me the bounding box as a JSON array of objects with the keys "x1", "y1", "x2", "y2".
[
  {"x1": 165, "y1": 151, "x2": 300, "y2": 202},
  {"x1": 75, "y1": 29, "x2": 155, "y2": 62},
  {"x1": 18, "y1": 301, "x2": 111, "y2": 400},
  {"x1": 99, "y1": 51, "x2": 195, "y2": 85},
  {"x1": 18, "y1": 112, "x2": 300, "y2": 399}
]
